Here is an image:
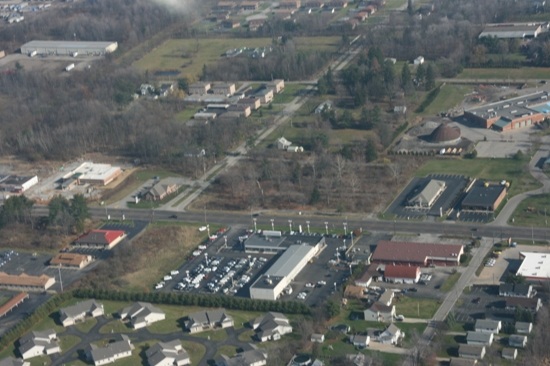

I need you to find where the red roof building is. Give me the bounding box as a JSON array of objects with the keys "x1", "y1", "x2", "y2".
[
  {"x1": 73, "y1": 230, "x2": 127, "y2": 249},
  {"x1": 372, "y1": 241, "x2": 463, "y2": 267},
  {"x1": 0, "y1": 292, "x2": 29, "y2": 317},
  {"x1": 384, "y1": 265, "x2": 421, "y2": 284}
]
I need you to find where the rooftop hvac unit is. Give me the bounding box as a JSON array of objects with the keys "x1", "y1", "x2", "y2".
[{"x1": 511, "y1": 110, "x2": 517, "y2": 113}]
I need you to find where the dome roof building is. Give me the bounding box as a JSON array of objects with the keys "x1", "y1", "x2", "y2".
[{"x1": 429, "y1": 124, "x2": 461, "y2": 143}]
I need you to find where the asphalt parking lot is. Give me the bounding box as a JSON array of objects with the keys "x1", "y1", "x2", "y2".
[
  {"x1": 453, "y1": 285, "x2": 514, "y2": 323},
  {"x1": 0, "y1": 290, "x2": 53, "y2": 337}
]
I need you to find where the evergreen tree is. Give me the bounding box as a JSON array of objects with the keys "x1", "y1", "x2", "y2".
[
  {"x1": 70, "y1": 194, "x2": 90, "y2": 233},
  {"x1": 407, "y1": 0, "x2": 414, "y2": 15},
  {"x1": 401, "y1": 63, "x2": 412, "y2": 90},
  {"x1": 416, "y1": 63, "x2": 426, "y2": 85},
  {"x1": 426, "y1": 63, "x2": 436, "y2": 90},
  {"x1": 365, "y1": 138, "x2": 378, "y2": 162},
  {"x1": 48, "y1": 196, "x2": 70, "y2": 225},
  {"x1": 310, "y1": 186, "x2": 321, "y2": 204},
  {"x1": 383, "y1": 60, "x2": 396, "y2": 85}
]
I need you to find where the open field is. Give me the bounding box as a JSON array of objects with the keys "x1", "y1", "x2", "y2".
[
  {"x1": 509, "y1": 193, "x2": 550, "y2": 227},
  {"x1": 440, "y1": 272, "x2": 462, "y2": 292},
  {"x1": 457, "y1": 67, "x2": 550, "y2": 81},
  {"x1": 175, "y1": 108, "x2": 198, "y2": 122},
  {"x1": 414, "y1": 84, "x2": 472, "y2": 117},
  {"x1": 134, "y1": 169, "x2": 183, "y2": 182},
  {"x1": 273, "y1": 83, "x2": 309, "y2": 104},
  {"x1": 394, "y1": 297, "x2": 440, "y2": 319},
  {"x1": 414, "y1": 157, "x2": 541, "y2": 198},
  {"x1": 134, "y1": 37, "x2": 342, "y2": 80}
]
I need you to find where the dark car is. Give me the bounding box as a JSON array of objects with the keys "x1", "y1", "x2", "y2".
[
  {"x1": 169, "y1": 214, "x2": 178, "y2": 219},
  {"x1": 408, "y1": 288, "x2": 418, "y2": 292},
  {"x1": 473, "y1": 297, "x2": 481, "y2": 304}
]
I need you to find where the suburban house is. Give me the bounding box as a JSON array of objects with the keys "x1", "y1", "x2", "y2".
[
  {"x1": 350, "y1": 334, "x2": 370, "y2": 348},
  {"x1": 159, "y1": 83, "x2": 174, "y2": 97},
  {"x1": 378, "y1": 289, "x2": 394, "y2": 306},
  {"x1": 87, "y1": 334, "x2": 133, "y2": 366},
  {"x1": 143, "y1": 179, "x2": 178, "y2": 201},
  {"x1": 466, "y1": 331, "x2": 493, "y2": 346},
  {"x1": 505, "y1": 297, "x2": 542, "y2": 312},
  {"x1": 59, "y1": 299, "x2": 104, "y2": 327},
  {"x1": 331, "y1": 324, "x2": 351, "y2": 334},
  {"x1": 49, "y1": 253, "x2": 92, "y2": 269},
  {"x1": 255, "y1": 89, "x2": 273, "y2": 105},
  {"x1": 211, "y1": 83, "x2": 236, "y2": 96},
  {"x1": 73, "y1": 230, "x2": 126, "y2": 249},
  {"x1": 18, "y1": 330, "x2": 60, "y2": 360},
  {"x1": 509, "y1": 334, "x2": 528, "y2": 348},
  {"x1": 266, "y1": 80, "x2": 285, "y2": 94},
  {"x1": 250, "y1": 312, "x2": 292, "y2": 342},
  {"x1": 241, "y1": 1, "x2": 259, "y2": 10},
  {"x1": 119, "y1": 302, "x2": 166, "y2": 329},
  {"x1": 458, "y1": 345, "x2": 485, "y2": 360},
  {"x1": 145, "y1": 339, "x2": 190, "y2": 366},
  {"x1": 515, "y1": 321, "x2": 533, "y2": 334},
  {"x1": 502, "y1": 348, "x2": 518, "y2": 360},
  {"x1": 185, "y1": 309, "x2": 234, "y2": 333},
  {"x1": 310, "y1": 334, "x2": 325, "y2": 343},
  {"x1": 498, "y1": 284, "x2": 535, "y2": 298},
  {"x1": 238, "y1": 98, "x2": 261, "y2": 110},
  {"x1": 377, "y1": 324, "x2": 402, "y2": 345},
  {"x1": 394, "y1": 106, "x2": 407, "y2": 114},
  {"x1": 383, "y1": 265, "x2": 421, "y2": 284},
  {"x1": 354, "y1": 265, "x2": 381, "y2": 287},
  {"x1": 276, "y1": 137, "x2": 292, "y2": 150},
  {"x1": 474, "y1": 319, "x2": 501, "y2": 334},
  {"x1": 414, "y1": 56, "x2": 424, "y2": 65},
  {"x1": 363, "y1": 302, "x2": 395, "y2": 322},
  {"x1": 189, "y1": 82, "x2": 211, "y2": 95},
  {"x1": 215, "y1": 343, "x2": 267, "y2": 366},
  {"x1": 449, "y1": 359, "x2": 477, "y2": 366},
  {"x1": 0, "y1": 357, "x2": 30, "y2": 366}
]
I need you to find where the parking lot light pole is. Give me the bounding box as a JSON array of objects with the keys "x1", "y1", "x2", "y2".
[
  {"x1": 207, "y1": 224, "x2": 210, "y2": 238},
  {"x1": 343, "y1": 222, "x2": 347, "y2": 236},
  {"x1": 271, "y1": 219, "x2": 274, "y2": 231},
  {"x1": 306, "y1": 221, "x2": 310, "y2": 234},
  {"x1": 253, "y1": 218, "x2": 257, "y2": 232},
  {"x1": 325, "y1": 222, "x2": 329, "y2": 235},
  {"x1": 224, "y1": 235, "x2": 227, "y2": 248},
  {"x1": 288, "y1": 220, "x2": 293, "y2": 233}
]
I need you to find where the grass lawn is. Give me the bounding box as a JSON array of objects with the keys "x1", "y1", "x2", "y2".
[
  {"x1": 59, "y1": 335, "x2": 81, "y2": 354},
  {"x1": 213, "y1": 345, "x2": 238, "y2": 360},
  {"x1": 34, "y1": 312, "x2": 66, "y2": 334},
  {"x1": 273, "y1": 84, "x2": 309, "y2": 104},
  {"x1": 394, "y1": 297, "x2": 440, "y2": 319},
  {"x1": 414, "y1": 157, "x2": 541, "y2": 198},
  {"x1": 0, "y1": 296, "x2": 9, "y2": 306},
  {"x1": 181, "y1": 340, "x2": 206, "y2": 365},
  {"x1": 127, "y1": 186, "x2": 187, "y2": 209},
  {"x1": 440, "y1": 272, "x2": 462, "y2": 292},
  {"x1": 175, "y1": 108, "x2": 198, "y2": 122},
  {"x1": 449, "y1": 322, "x2": 473, "y2": 332},
  {"x1": 172, "y1": 186, "x2": 199, "y2": 207},
  {"x1": 320, "y1": 337, "x2": 403, "y2": 366},
  {"x1": 191, "y1": 329, "x2": 227, "y2": 342},
  {"x1": 238, "y1": 329, "x2": 256, "y2": 342},
  {"x1": 134, "y1": 37, "x2": 341, "y2": 80},
  {"x1": 508, "y1": 193, "x2": 550, "y2": 227},
  {"x1": 66, "y1": 340, "x2": 157, "y2": 366},
  {"x1": 134, "y1": 169, "x2": 182, "y2": 182},
  {"x1": 414, "y1": 84, "x2": 473, "y2": 117},
  {"x1": 99, "y1": 320, "x2": 136, "y2": 334},
  {"x1": 74, "y1": 318, "x2": 98, "y2": 333},
  {"x1": 147, "y1": 304, "x2": 189, "y2": 334},
  {"x1": 457, "y1": 67, "x2": 550, "y2": 81}
]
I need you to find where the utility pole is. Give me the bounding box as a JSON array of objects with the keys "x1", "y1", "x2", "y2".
[
  {"x1": 288, "y1": 220, "x2": 293, "y2": 233},
  {"x1": 306, "y1": 221, "x2": 310, "y2": 234},
  {"x1": 253, "y1": 218, "x2": 257, "y2": 232},
  {"x1": 58, "y1": 266, "x2": 63, "y2": 292},
  {"x1": 325, "y1": 222, "x2": 329, "y2": 235},
  {"x1": 271, "y1": 219, "x2": 274, "y2": 231}
]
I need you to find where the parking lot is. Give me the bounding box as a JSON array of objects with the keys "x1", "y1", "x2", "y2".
[
  {"x1": 453, "y1": 285, "x2": 515, "y2": 323},
  {"x1": 0, "y1": 290, "x2": 53, "y2": 337}
]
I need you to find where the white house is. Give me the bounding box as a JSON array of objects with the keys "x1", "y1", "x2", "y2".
[
  {"x1": 88, "y1": 334, "x2": 133, "y2": 366},
  {"x1": 474, "y1": 319, "x2": 501, "y2": 334},
  {"x1": 310, "y1": 334, "x2": 325, "y2": 343},
  {"x1": 250, "y1": 312, "x2": 292, "y2": 342},
  {"x1": 459, "y1": 345, "x2": 485, "y2": 360},
  {"x1": 414, "y1": 56, "x2": 424, "y2": 65},
  {"x1": 378, "y1": 290, "x2": 394, "y2": 306},
  {"x1": 364, "y1": 302, "x2": 395, "y2": 322},
  {"x1": 509, "y1": 334, "x2": 528, "y2": 348},
  {"x1": 215, "y1": 344, "x2": 267, "y2": 366},
  {"x1": 59, "y1": 299, "x2": 104, "y2": 327},
  {"x1": 145, "y1": 339, "x2": 190, "y2": 366},
  {"x1": 185, "y1": 309, "x2": 234, "y2": 333},
  {"x1": 119, "y1": 302, "x2": 165, "y2": 329},
  {"x1": 276, "y1": 137, "x2": 292, "y2": 150},
  {"x1": 18, "y1": 330, "x2": 60, "y2": 360},
  {"x1": 350, "y1": 334, "x2": 370, "y2": 348},
  {"x1": 378, "y1": 324, "x2": 402, "y2": 345},
  {"x1": 515, "y1": 321, "x2": 533, "y2": 334},
  {"x1": 466, "y1": 331, "x2": 493, "y2": 346}
]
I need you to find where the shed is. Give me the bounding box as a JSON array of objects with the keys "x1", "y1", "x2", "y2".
[{"x1": 502, "y1": 347, "x2": 517, "y2": 360}]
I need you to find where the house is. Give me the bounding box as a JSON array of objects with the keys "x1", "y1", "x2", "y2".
[
  {"x1": 0, "y1": 357, "x2": 30, "y2": 366},
  {"x1": 59, "y1": 299, "x2": 104, "y2": 327},
  {"x1": 217, "y1": 1, "x2": 236, "y2": 11},
  {"x1": 315, "y1": 100, "x2": 332, "y2": 114},
  {"x1": 378, "y1": 324, "x2": 402, "y2": 345},
  {"x1": 189, "y1": 82, "x2": 211, "y2": 95},
  {"x1": 18, "y1": 330, "x2": 60, "y2": 360},
  {"x1": 384, "y1": 265, "x2": 421, "y2": 284},
  {"x1": 310, "y1": 333, "x2": 324, "y2": 343},
  {"x1": 119, "y1": 302, "x2": 166, "y2": 329},
  {"x1": 474, "y1": 319, "x2": 501, "y2": 334},
  {"x1": 304, "y1": 1, "x2": 324, "y2": 8},
  {"x1": 222, "y1": 19, "x2": 241, "y2": 29},
  {"x1": 331, "y1": 324, "x2": 351, "y2": 334},
  {"x1": 238, "y1": 98, "x2": 261, "y2": 110},
  {"x1": 215, "y1": 343, "x2": 267, "y2": 366},
  {"x1": 185, "y1": 308, "x2": 234, "y2": 333},
  {"x1": 355, "y1": 11, "x2": 368, "y2": 21},
  {"x1": 355, "y1": 266, "x2": 381, "y2": 287},
  {"x1": 248, "y1": 16, "x2": 267, "y2": 30},
  {"x1": 350, "y1": 334, "x2": 369, "y2": 348},
  {"x1": 414, "y1": 56, "x2": 424, "y2": 65},
  {"x1": 378, "y1": 289, "x2": 394, "y2": 306},
  {"x1": 88, "y1": 334, "x2": 133, "y2": 366},
  {"x1": 449, "y1": 359, "x2": 477, "y2": 366},
  {"x1": 140, "y1": 84, "x2": 155, "y2": 95},
  {"x1": 364, "y1": 4, "x2": 376, "y2": 14},
  {"x1": 276, "y1": 137, "x2": 292, "y2": 150},
  {"x1": 159, "y1": 83, "x2": 174, "y2": 97},
  {"x1": 502, "y1": 348, "x2": 518, "y2": 360},
  {"x1": 466, "y1": 331, "x2": 493, "y2": 346},
  {"x1": 515, "y1": 321, "x2": 533, "y2": 334},
  {"x1": 241, "y1": 1, "x2": 259, "y2": 10},
  {"x1": 143, "y1": 179, "x2": 178, "y2": 201},
  {"x1": 228, "y1": 104, "x2": 251, "y2": 117},
  {"x1": 509, "y1": 334, "x2": 528, "y2": 348},
  {"x1": 279, "y1": 0, "x2": 301, "y2": 9},
  {"x1": 212, "y1": 83, "x2": 236, "y2": 97},
  {"x1": 498, "y1": 284, "x2": 534, "y2": 298},
  {"x1": 364, "y1": 302, "x2": 395, "y2": 322},
  {"x1": 0, "y1": 273, "x2": 55, "y2": 292},
  {"x1": 505, "y1": 297, "x2": 542, "y2": 312},
  {"x1": 194, "y1": 112, "x2": 217, "y2": 120},
  {"x1": 250, "y1": 312, "x2": 292, "y2": 342},
  {"x1": 145, "y1": 339, "x2": 190, "y2": 366},
  {"x1": 286, "y1": 146, "x2": 304, "y2": 153},
  {"x1": 394, "y1": 106, "x2": 407, "y2": 114},
  {"x1": 325, "y1": 0, "x2": 348, "y2": 7},
  {"x1": 458, "y1": 345, "x2": 485, "y2": 360},
  {"x1": 183, "y1": 148, "x2": 206, "y2": 158},
  {"x1": 49, "y1": 253, "x2": 92, "y2": 269},
  {"x1": 73, "y1": 230, "x2": 126, "y2": 249},
  {"x1": 255, "y1": 88, "x2": 273, "y2": 105},
  {"x1": 267, "y1": 79, "x2": 285, "y2": 94}
]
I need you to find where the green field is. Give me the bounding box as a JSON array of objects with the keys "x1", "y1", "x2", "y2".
[
  {"x1": 394, "y1": 297, "x2": 440, "y2": 319},
  {"x1": 414, "y1": 84, "x2": 473, "y2": 117},
  {"x1": 457, "y1": 67, "x2": 550, "y2": 81},
  {"x1": 440, "y1": 272, "x2": 462, "y2": 292},
  {"x1": 174, "y1": 108, "x2": 197, "y2": 122},
  {"x1": 134, "y1": 37, "x2": 342, "y2": 80},
  {"x1": 74, "y1": 318, "x2": 98, "y2": 333},
  {"x1": 181, "y1": 340, "x2": 206, "y2": 365},
  {"x1": 414, "y1": 157, "x2": 541, "y2": 198},
  {"x1": 273, "y1": 83, "x2": 310, "y2": 104},
  {"x1": 509, "y1": 193, "x2": 550, "y2": 227}
]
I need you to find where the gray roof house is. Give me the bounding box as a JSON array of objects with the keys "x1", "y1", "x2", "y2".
[
  {"x1": 407, "y1": 179, "x2": 446, "y2": 207},
  {"x1": 515, "y1": 321, "x2": 533, "y2": 334},
  {"x1": 88, "y1": 334, "x2": 133, "y2": 366},
  {"x1": 474, "y1": 319, "x2": 501, "y2": 334},
  {"x1": 509, "y1": 334, "x2": 528, "y2": 348},
  {"x1": 145, "y1": 339, "x2": 190, "y2": 366},
  {"x1": 502, "y1": 347, "x2": 518, "y2": 360},
  {"x1": 0, "y1": 358, "x2": 29, "y2": 366},
  {"x1": 378, "y1": 290, "x2": 394, "y2": 306},
  {"x1": 350, "y1": 334, "x2": 370, "y2": 348},
  {"x1": 250, "y1": 312, "x2": 292, "y2": 342},
  {"x1": 185, "y1": 309, "x2": 234, "y2": 334},
  {"x1": 310, "y1": 333, "x2": 325, "y2": 343},
  {"x1": 59, "y1": 299, "x2": 104, "y2": 327},
  {"x1": 119, "y1": 302, "x2": 165, "y2": 329},
  {"x1": 458, "y1": 345, "x2": 485, "y2": 360},
  {"x1": 499, "y1": 284, "x2": 534, "y2": 298},
  {"x1": 18, "y1": 329, "x2": 60, "y2": 360},
  {"x1": 466, "y1": 331, "x2": 493, "y2": 346},
  {"x1": 215, "y1": 343, "x2": 267, "y2": 366},
  {"x1": 378, "y1": 324, "x2": 402, "y2": 345},
  {"x1": 449, "y1": 359, "x2": 477, "y2": 366},
  {"x1": 364, "y1": 302, "x2": 395, "y2": 322}
]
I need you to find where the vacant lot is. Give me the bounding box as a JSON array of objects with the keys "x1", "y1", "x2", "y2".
[
  {"x1": 394, "y1": 297, "x2": 440, "y2": 319},
  {"x1": 414, "y1": 84, "x2": 472, "y2": 117},
  {"x1": 134, "y1": 37, "x2": 341, "y2": 80},
  {"x1": 509, "y1": 193, "x2": 550, "y2": 227},
  {"x1": 458, "y1": 67, "x2": 550, "y2": 80},
  {"x1": 273, "y1": 83, "x2": 310, "y2": 104}
]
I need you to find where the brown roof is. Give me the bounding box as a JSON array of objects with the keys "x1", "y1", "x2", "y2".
[
  {"x1": 238, "y1": 98, "x2": 260, "y2": 104},
  {"x1": 368, "y1": 302, "x2": 393, "y2": 313},
  {"x1": 0, "y1": 272, "x2": 54, "y2": 287},
  {"x1": 355, "y1": 265, "x2": 380, "y2": 284},
  {"x1": 429, "y1": 123, "x2": 461, "y2": 142},
  {"x1": 372, "y1": 241, "x2": 463, "y2": 264},
  {"x1": 228, "y1": 105, "x2": 250, "y2": 112},
  {"x1": 50, "y1": 253, "x2": 91, "y2": 266},
  {"x1": 344, "y1": 285, "x2": 366, "y2": 298},
  {"x1": 0, "y1": 292, "x2": 29, "y2": 316},
  {"x1": 384, "y1": 265, "x2": 420, "y2": 279},
  {"x1": 506, "y1": 297, "x2": 540, "y2": 308}
]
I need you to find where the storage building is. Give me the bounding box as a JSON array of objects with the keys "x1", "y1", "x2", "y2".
[
  {"x1": 372, "y1": 241, "x2": 463, "y2": 267},
  {"x1": 21, "y1": 40, "x2": 118, "y2": 55},
  {"x1": 384, "y1": 265, "x2": 421, "y2": 284}
]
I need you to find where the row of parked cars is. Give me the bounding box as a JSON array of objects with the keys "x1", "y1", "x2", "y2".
[{"x1": 0, "y1": 250, "x2": 17, "y2": 267}]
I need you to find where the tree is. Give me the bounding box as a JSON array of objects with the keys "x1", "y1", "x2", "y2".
[
  {"x1": 310, "y1": 186, "x2": 321, "y2": 204},
  {"x1": 416, "y1": 63, "x2": 426, "y2": 85},
  {"x1": 426, "y1": 63, "x2": 436, "y2": 90},
  {"x1": 506, "y1": 272, "x2": 526, "y2": 284},
  {"x1": 407, "y1": 0, "x2": 414, "y2": 14},
  {"x1": 70, "y1": 194, "x2": 90, "y2": 233},
  {"x1": 401, "y1": 63, "x2": 412, "y2": 91},
  {"x1": 317, "y1": 78, "x2": 328, "y2": 95},
  {"x1": 514, "y1": 150, "x2": 524, "y2": 160},
  {"x1": 177, "y1": 77, "x2": 189, "y2": 93},
  {"x1": 48, "y1": 196, "x2": 70, "y2": 225},
  {"x1": 365, "y1": 138, "x2": 378, "y2": 162},
  {"x1": 0, "y1": 195, "x2": 34, "y2": 228},
  {"x1": 384, "y1": 60, "x2": 396, "y2": 85},
  {"x1": 325, "y1": 299, "x2": 341, "y2": 319}
]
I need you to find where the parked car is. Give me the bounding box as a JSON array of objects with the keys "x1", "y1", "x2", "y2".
[
  {"x1": 395, "y1": 315, "x2": 405, "y2": 321},
  {"x1": 473, "y1": 297, "x2": 481, "y2": 304}
]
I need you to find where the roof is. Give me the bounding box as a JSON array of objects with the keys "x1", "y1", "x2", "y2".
[
  {"x1": 429, "y1": 124, "x2": 461, "y2": 142},
  {"x1": 355, "y1": 265, "x2": 380, "y2": 284},
  {"x1": 265, "y1": 245, "x2": 317, "y2": 277},
  {"x1": 187, "y1": 308, "x2": 232, "y2": 328},
  {"x1": 459, "y1": 344, "x2": 485, "y2": 356},
  {"x1": 466, "y1": 331, "x2": 492, "y2": 343},
  {"x1": 218, "y1": 344, "x2": 267, "y2": 366},
  {"x1": 19, "y1": 329, "x2": 57, "y2": 356},
  {"x1": 449, "y1": 359, "x2": 477, "y2": 366},
  {"x1": 252, "y1": 312, "x2": 290, "y2": 338},
  {"x1": 0, "y1": 293, "x2": 28, "y2": 316},
  {"x1": 509, "y1": 334, "x2": 527, "y2": 344},
  {"x1": 0, "y1": 176, "x2": 36, "y2": 186},
  {"x1": 91, "y1": 334, "x2": 132, "y2": 362},
  {"x1": 0, "y1": 357, "x2": 28, "y2": 366},
  {"x1": 462, "y1": 185, "x2": 506, "y2": 207},
  {"x1": 506, "y1": 297, "x2": 540, "y2": 308},
  {"x1": 515, "y1": 322, "x2": 532, "y2": 332},
  {"x1": 73, "y1": 163, "x2": 121, "y2": 181},
  {"x1": 21, "y1": 40, "x2": 117, "y2": 50},
  {"x1": 517, "y1": 252, "x2": 550, "y2": 279},
  {"x1": 0, "y1": 272, "x2": 54, "y2": 288},
  {"x1": 408, "y1": 179, "x2": 445, "y2": 205},
  {"x1": 146, "y1": 340, "x2": 188, "y2": 366},
  {"x1": 475, "y1": 319, "x2": 500, "y2": 330},
  {"x1": 372, "y1": 241, "x2": 463, "y2": 264},
  {"x1": 351, "y1": 334, "x2": 369, "y2": 343},
  {"x1": 75, "y1": 230, "x2": 125, "y2": 245},
  {"x1": 384, "y1": 265, "x2": 420, "y2": 279},
  {"x1": 466, "y1": 90, "x2": 549, "y2": 121},
  {"x1": 479, "y1": 24, "x2": 541, "y2": 38},
  {"x1": 385, "y1": 324, "x2": 400, "y2": 336},
  {"x1": 502, "y1": 347, "x2": 517, "y2": 357},
  {"x1": 366, "y1": 302, "x2": 393, "y2": 313},
  {"x1": 121, "y1": 302, "x2": 164, "y2": 324},
  {"x1": 60, "y1": 299, "x2": 102, "y2": 320},
  {"x1": 50, "y1": 253, "x2": 90, "y2": 266}
]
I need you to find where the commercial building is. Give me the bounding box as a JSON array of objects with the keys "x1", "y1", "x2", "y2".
[
  {"x1": 49, "y1": 253, "x2": 92, "y2": 269},
  {"x1": 18, "y1": 330, "x2": 60, "y2": 360},
  {"x1": 66, "y1": 162, "x2": 122, "y2": 186},
  {"x1": 211, "y1": 83, "x2": 236, "y2": 96},
  {"x1": 354, "y1": 265, "x2": 381, "y2": 287},
  {"x1": 59, "y1": 299, "x2": 104, "y2": 327},
  {"x1": 227, "y1": 104, "x2": 251, "y2": 117},
  {"x1": 215, "y1": 343, "x2": 267, "y2": 366},
  {"x1": 87, "y1": 334, "x2": 133, "y2": 366},
  {"x1": 73, "y1": 230, "x2": 126, "y2": 249},
  {"x1": 479, "y1": 24, "x2": 542, "y2": 39},
  {"x1": 143, "y1": 178, "x2": 179, "y2": 201},
  {"x1": 372, "y1": 241, "x2": 463, "y2": 267},
  {"x1": 474, "y1": 319, "x2": 501, "y2": 334},
  {"x1": 464, "y1": 91, "x2": 550, "y2": 131},
  {"x1": 185, "y1": 309, "x2": 234, "y2": 333},
  {"x1": 0, "y1": 273, "x2": 55, "y2": 292},
  {"x1": 0, "y1": 293, "x2": 29, "y2": 318},
  {"x1": 189, "y1": 82, "x2": 211, "y2": 95},
  {"x1": 0, "y1": 357, "x2": 29, "y2": 366},
  {"x1": 498, "y1": 283, "x2": 534, "y2": 298},
  {"x1": 145, "y1": 340, "x2": 190, "y2": 366},
  {"x1": 516, "y1": 252, "x2": 550, "y2": 281},
  {"x1": 429, "y1": 124, "x2": 461, "y2": 144},
  {"x1": 244, "y1": 230, "x2": 323, "y2": 253},
  {"x1": 461, "y1": 184, "x2": 507, "y2": 212},
  {"x1": 505, "y1": 297, "x2": 542, "y2": 312},
  {"x1": 250, "y1": 312, "x2": 292, "y2": 342},
  {"x1": 384, "y1": 265, "x2": 421, "y2": 284},
  {"x1": 21, "y1": 40, "x2": 118, "y2": 55},
  {"x1": 406, "y1": 179, "x2": 446, "y2": 207},
  {"x1": 250, "y1": 243, "x2": 321, "y2": 300},
  {"x1": 459, "y1": 345, "x2": 485, "y2": 360},
  {"x1": 0, "y1": 175, "x2": 38, "y2": 192},
  {"x1": 119, "y1": 302, "x2": 165, "y2": 329},
  {"x1": 466, "y1": 331, "x2": 493, "y2": 346}
]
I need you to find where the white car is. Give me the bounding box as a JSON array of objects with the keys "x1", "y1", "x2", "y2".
[
  {"x1": 164, "y1": 275, "x2": 173, "y2": 281},
  {"x1": 155, "y1": 283, "x2": 164, "y2": 289},
  {"x1": 317, "y1": 281, "x2": 326, "y2": 286},
  {"x1": 199, "y1": 226, "x2": 207, "y2": 232},
  {"x1": 171, "y1": 270, "x2": 179, "y2": 276},
  {"x1": 395, "y1": 315, "x2": 405, "y2": 321},
  {"x1": 305, "y1": 283, "x2": 315, "y2": 288},
  {"x1": 500, "y1": 180, "x2": 507, "y2": 186}
]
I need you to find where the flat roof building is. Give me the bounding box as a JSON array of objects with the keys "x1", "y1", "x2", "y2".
[
  {"x1": 67, "y1": 162, "x2": 122, "y2": 186},
  {"x1": 244, "y1": 231, "x2": 322, "y2": 253},
  {"x1": 0, "y1": 175, "x2": 38, "y2": 192},
  {"x1": 21, "y1": 40, "x2": 118, "y2": 56},
  {"x1": 461, "y1": 184, "x2": 507, "y2": 212},
  {"x1": 479, "y1": 24, "x2": 542, "y2": 39},
  {"x1": 516, "y1": 252, "x2": 550, "y2": 281},
  {"x1": 384, "y1": 265, "x2": 421, "y2": 284},
  {"x1": 372, "y1": 241, "x2": 463, "y2": 267},
  {"x1": 0, "y1": 273, "x2": 55, "y2": 292}
]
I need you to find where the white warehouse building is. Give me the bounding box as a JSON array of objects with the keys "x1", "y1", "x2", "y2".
[
  {"x1": 21, "y1": 41, "x2": 118, "y2": 56},
  {"x1": 249, "y1": 243, "x2": 321, "y2": 301}
]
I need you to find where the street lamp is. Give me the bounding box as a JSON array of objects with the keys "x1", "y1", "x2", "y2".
[
  {"x1": 306, "y1": 221, "x2": 310, "y2": 234},
  {"x1": 204, "y1": 253, "x2": 209, "y2": 266},
  {"x1": 224, "y1": 235, "x2": 227, "y2": 248},
  {"x1": 207, "y1": 224, "x2": 210, "y2": 238},
  {"x1": 253, "y1": 218, "x2": 257, "y2": 232},
  {"x1": 325, "y1": 222, "x2": 329, "y2": 235},
  {"x1": 271, "y1": 219, "x2": 275, "y2": 231},
  {"x1": 288, "y1": 220, "x2": 293, "y2": 233},
  {"x1": 343, "y1": 222, "x2": 347, "y2": 236}
]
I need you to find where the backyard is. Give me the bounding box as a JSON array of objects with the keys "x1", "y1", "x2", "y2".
[{"x1": 394, "y1": 296, "x2": 440, "y2": 319}]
